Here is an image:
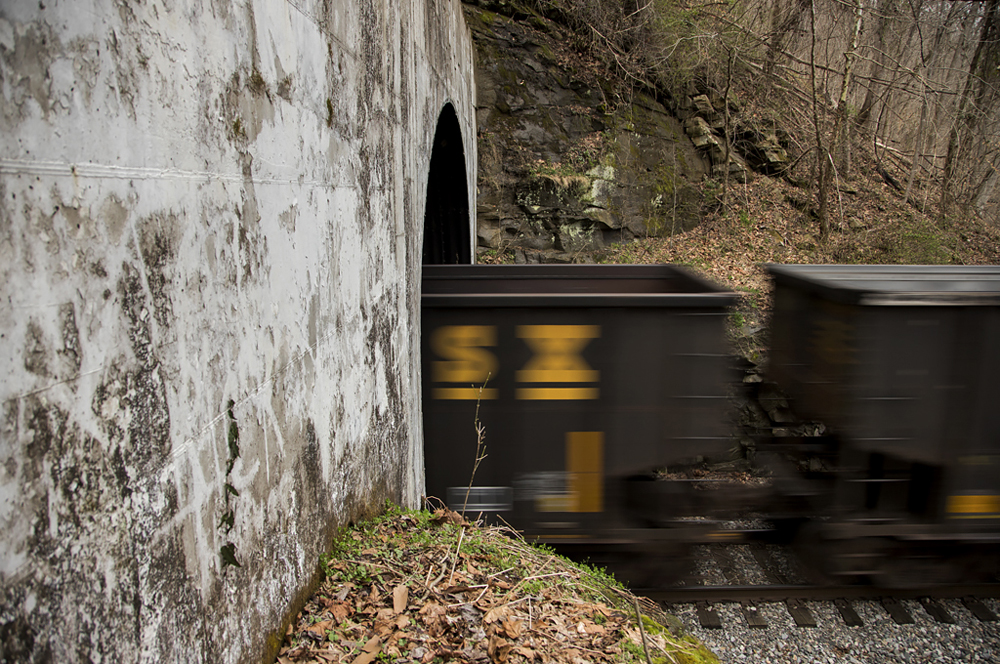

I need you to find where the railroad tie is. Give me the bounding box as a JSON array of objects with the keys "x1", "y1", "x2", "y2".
[
  {"x1": 880, "y1": 597, "x2": 915, "y2": 625},
  {"x1": 962, "y1": 597, "x2": 999, "y2": 623},
  {"x1": 749, "y1": 544, "x2": 784, "y2": 585},
  {"x1": 784, "y1": 598, "x2": 817, "y2": 627},
  {"x1": 696, "y1": 601, "x2": 722, "y2": 629},
  {"x1": 919, "y1": 598, "x2": 955, "y2": 624},
  {"x1": 834, "y1": 599, "x2": 864, "y2": 627},
  {"x1": 712, "y1": 546, "x2": 741, "y2": 585},
  {"x1": 741, "y1": 601, "x2": 768, "y2": 628}
]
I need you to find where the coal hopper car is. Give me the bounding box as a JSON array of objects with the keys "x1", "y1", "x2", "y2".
[
  {"x1": 420, "y1": 264, "x2": 737, "y2": 579},
  {"x1": 766, "y1": 264, "x2": 1000, "y2": 585}
]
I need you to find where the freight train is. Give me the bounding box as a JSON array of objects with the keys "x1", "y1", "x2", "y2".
[{"x1": 420, "y1": 263, "x2": 1000, "y2": 587}]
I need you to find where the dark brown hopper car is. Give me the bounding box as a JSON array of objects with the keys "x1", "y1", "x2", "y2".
[
  {"x1": 421, "y1": 264, "x2": 736, "y2": 577},
  {"x1": 767, "y1": 264, "x2": 1000, "y2": 585}
]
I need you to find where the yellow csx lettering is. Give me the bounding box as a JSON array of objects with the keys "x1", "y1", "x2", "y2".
[
  {"x1": 516, "y1": 325, "x2": 600, "y2": 400},
  {"x1": 431, "y1": 325, "x2": 498, "y2": 400}
]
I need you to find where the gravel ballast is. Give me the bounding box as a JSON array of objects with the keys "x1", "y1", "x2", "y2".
[
  {"x1": 667, "y1": 541, "x2": 1000, "y2": 663},
  {"x1": 674, "y1": 594, "x2": 1000, "y2": 663}
]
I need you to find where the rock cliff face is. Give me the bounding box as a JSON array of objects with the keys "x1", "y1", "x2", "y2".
[
  {"x1": 465, "y1": 1, "x2": 792, "y2": 263},
  {"x1": 467, "y1": 2, "x2": 710, "y2": 263}
]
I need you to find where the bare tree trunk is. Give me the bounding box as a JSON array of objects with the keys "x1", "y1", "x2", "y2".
[
  {"x1": 904, "y1": 93, "x2": 928, "y2": 205},
  {"x1": 815, "y1": 0, "x2": 863, "y2": 239},
  {"x1": 810, "y1": 0, "x2": 828, "y2": 238},
  {"x1": 767, "y1": 0, "x2": 809, "y2": 78},
  {"x1": 941, "y1": 0, "x2": 1000, "y2": 220},
  {"x1": 902, "y1": 3, "x2": 943, "y2": 206},
  {"x1": 972, "y1": 166, "x2": 999, "y2": 221},
  {"x1": 854, "y1": 0, "x2": 898, "y2": 129},
  {"x1": 722, "y1": 46, "x2": 735, "y2": 212},
  {"x1": 838, "y1": 113, "x2": 851, "y2": 177}
]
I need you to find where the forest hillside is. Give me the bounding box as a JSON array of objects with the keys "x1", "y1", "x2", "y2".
[{"x1": 466, "y1": 0, "x2": 1000, "y2": 345}]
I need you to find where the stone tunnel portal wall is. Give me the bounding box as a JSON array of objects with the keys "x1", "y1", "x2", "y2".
[{"x1": 0, "y1": 0, "x2": 475, "y2": 661}]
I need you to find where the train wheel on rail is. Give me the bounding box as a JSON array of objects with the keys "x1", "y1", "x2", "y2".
[
  {"x1": 874, "y1": 542, "x2": 982, "y2": 589},
  {"x1": 794, "y1": 524, "x2": 890, "y2": 585}
]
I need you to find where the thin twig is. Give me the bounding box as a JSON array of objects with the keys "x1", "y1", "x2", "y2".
[
  {"x1": 487, "y1": 567, "x2": 516, "y2": 579},
  {"x1": 468, "y1": 585, "x2": 492, "y2": 606},
  {"x1": 829, "y1": 151, "x2": 845, "y2": 228},
  {"x1": 342, "y1": 558, "x2": 408, "y2": 577},
  {"x1": 462, "y1": 375, "x2": 491, "y2": 516},
  {"x1": 447, "y1": 527, "x2": 465, "y2": 587},
  {"x1": 445, "y1": 584, "x2": 491, "y2": 607},
  {"x1": 494, "y1": 514, "x2": 525, "y2": 540},
  {"x1": 634, "y1": 598, "x2": 654, "y2": 664},
  {"x1": 429, "y1": 565, "x2": 447, "y2": 590},
  {"x1": 499, "y1": 595, "x2": 534, "y2": 609},
  {"x1": 623, "y1": 0, "x2": 653, "y2": 21},
  {"x1": 655, "y1": 644, "x2": 679, "y2": 664},
  {"x1": 522, "y1": 572, "x2": 572, "y2": 582},
  {"x1": 530, "y1": 631, "x2": 615, "y2": 659}
]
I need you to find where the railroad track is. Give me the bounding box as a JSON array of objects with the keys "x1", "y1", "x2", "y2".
[{"x1": 638, "y1": 540, "x2": 1000, "y2": 630}]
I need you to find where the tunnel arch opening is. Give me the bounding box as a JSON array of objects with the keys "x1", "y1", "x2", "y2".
[{"x1": 422, "y1": 103, "x2": 472, "y2": 265}]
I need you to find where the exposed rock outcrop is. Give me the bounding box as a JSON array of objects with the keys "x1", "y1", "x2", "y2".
[
  {"x1": 466, "y1": 1, "x2": 794, "y2": 263},
  {"x1": 467, "y1": 3, "x2": 710, "y2": 263}
]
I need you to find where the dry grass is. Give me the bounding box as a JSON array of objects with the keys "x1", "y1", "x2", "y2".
[{"x1": 276, "y1": 505, "x2": 718, "y2": 664}]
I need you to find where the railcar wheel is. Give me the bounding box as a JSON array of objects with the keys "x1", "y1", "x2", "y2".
[
  {"x1": 794, "y1": 524, "x2": 889, "y2": 585},
  {"x1": 876, "y1": 544, "x2": 997, "y2": 589},
  {"x1": 874, "y1": 544, "x2": 959, "y2": 589}
]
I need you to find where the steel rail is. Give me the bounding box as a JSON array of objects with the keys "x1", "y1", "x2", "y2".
[{"x1": 641, "y1": 583, "x2": 1000, "y2": 604}]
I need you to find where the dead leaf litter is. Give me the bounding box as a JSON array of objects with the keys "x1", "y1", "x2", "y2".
[{"x1": 276, "y1": 506, "x2": 718, "y2": 664}]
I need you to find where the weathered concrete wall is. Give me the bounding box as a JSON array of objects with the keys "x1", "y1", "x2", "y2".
[{"x1": 0, "y1": 0, "x2": 475, "y2": 661}]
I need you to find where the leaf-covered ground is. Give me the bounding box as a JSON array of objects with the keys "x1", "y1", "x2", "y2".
[
  {"x1": 602, "y1": 169, "x2": 1000, "y2": 296},
  {"x1": 276, "y1": 505, "x2": 717, "y2": 664}
]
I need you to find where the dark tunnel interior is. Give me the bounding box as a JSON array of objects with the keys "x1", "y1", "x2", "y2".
[{"x1": 422, "y1": 103, "x2": 471, "y2": 265}]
